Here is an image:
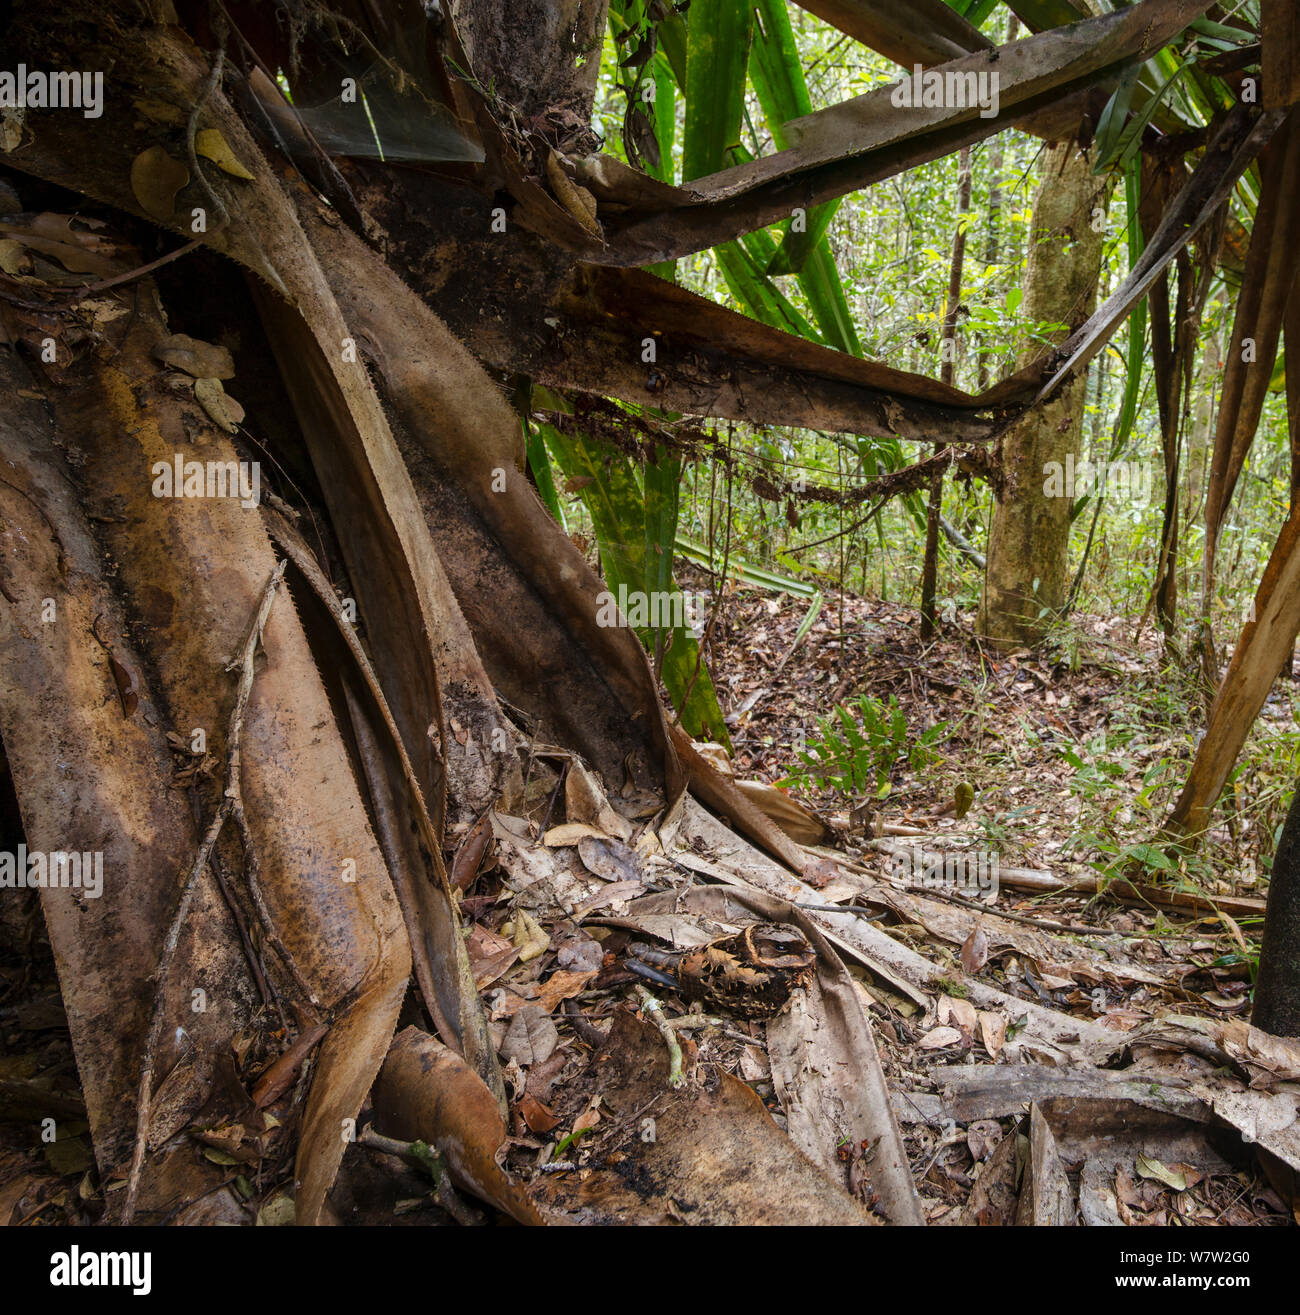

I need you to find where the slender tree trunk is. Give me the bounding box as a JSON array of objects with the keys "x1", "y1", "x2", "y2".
[
  {"x1": 976, "y1": 15, "x2": 1017, "y2": 394},
  {"x1": 1185, "y1": 325, "x2": 1223, "y2": 527},
  {"x1": 977, "y1": 141, "x2": 1107, "y2": 648},
  {"x1": 919, "y1": 145, "x2": 971, "y2": 639}
]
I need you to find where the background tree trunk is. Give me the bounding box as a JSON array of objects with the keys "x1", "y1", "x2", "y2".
[{"x1": 978, "y1": 140, "x2": 1107, "y2": 648}]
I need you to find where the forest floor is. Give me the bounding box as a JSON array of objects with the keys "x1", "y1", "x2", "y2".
[
  {"x1": 3, "y1": 577, "x2": 1298, "y2": 1227},
  {"x1": 703, "y1": 574, "x2": 1296, "y2": 1225}
]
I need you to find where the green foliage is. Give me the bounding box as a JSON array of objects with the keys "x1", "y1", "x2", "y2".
[
  {"x1": 780, "y1": 694, "x2": 945, "y2": 796},
  {"x1": 587, "y1": 0, "x2": 1287, "y2": 666},
  {"x1": 538, "y1": 415, "x2": 733, "y2": 750},
  {"x1": 681, "y1": 0, "x2": 752, "y2": 182}
]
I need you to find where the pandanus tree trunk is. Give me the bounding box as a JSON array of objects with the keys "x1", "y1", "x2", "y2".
[{"x1": 0, "y1": 0, "x2": 920, "y2": 1225}]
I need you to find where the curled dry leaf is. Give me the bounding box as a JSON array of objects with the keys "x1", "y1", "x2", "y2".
[
  {"x1": 194, "y1": 376, "x2": 245, "y2": 433},
  {"x1": 251, "y1": 1023, "x2": 328, "y2": 1108},
  {"x1": 961, "y1": 922, "x2": 989, "y2": 974},
  {"x1": 151, "y1": 333, "x2": 235, "y2": 380},
  {"x1": 195, "y1": 128, "x2": 256, "y2": 180},
  {"x1": 733, "y1": 779, "x2": 831, "y2": 846},
  {"x1": 542, "y1": 821, "x2": 607, "y2": 846},
  {"x1": 507, "y1": 908, "x2": 549, "y2": 963},
  {"x1": 1214, "y1": 1018, "x2": 1300, "y2": 1085},
  {"x1": 377, "y1": 1030, "x2": 546, "y2": 1226},
  {"x1": 565, "y1": 761, "x2": 633, "y2": 840},
  {"x1": 690, "y1": 740, "x2": 733, "y2": 776},
  {"x1": 130, "y1": 146, "x2": 189, "y2": 221},
  {"x1": 545, "y1": 150, "x2": 602, "y2": 239}
]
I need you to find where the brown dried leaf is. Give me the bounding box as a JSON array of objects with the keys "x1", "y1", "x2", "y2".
[
  {"x1": 130, "y1": 146, "x2": 189, "y2": 221},
  {"x1": 500, "y1": 1006, "x2": 558, "y2": 1067},
  {"x1": 917, "y1": 1026, "x2": 963, "y2": 1050},
  {"x1": 535, "y1": 969, "x2": 597, "y2": 1013},
  {"x1": 151, "y1": 333, "x2": 235, "y2": 380},
  {"x1": 960, "y1": 922, "x2": 989, "y2": 974},
  {"x1": 978, "y1": 1010, "x2": 1006, "y2": 1060},
  {"x1": 518, "y1": 1093, "x2": 560, "y2": 1134}
]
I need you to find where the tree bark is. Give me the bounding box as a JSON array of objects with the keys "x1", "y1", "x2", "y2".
[
  {"x1": 978, "y1": 141, "x2": 1106, "y2": 648},
  {"x1": 1253, "y1": 782, "x2": 1300, "y2": 1037}
]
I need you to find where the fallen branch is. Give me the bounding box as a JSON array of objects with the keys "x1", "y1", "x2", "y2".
[{"x1": 863, "y1": 838, "x2": 1266, "y2": 919}]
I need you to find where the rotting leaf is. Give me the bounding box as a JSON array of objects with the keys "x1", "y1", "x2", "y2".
[{"x1": 129, "y1": 146, "x2": 189, "y2": 221}]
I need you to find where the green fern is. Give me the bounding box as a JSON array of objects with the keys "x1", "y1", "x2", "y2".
[{"x1": 780, "y1": 694, "x2": 944, "y2": 797}]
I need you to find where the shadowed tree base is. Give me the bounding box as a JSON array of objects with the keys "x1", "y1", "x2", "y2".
[{"x1": 1254, "y1": 783, "x2": 1300, "y2": 1037}]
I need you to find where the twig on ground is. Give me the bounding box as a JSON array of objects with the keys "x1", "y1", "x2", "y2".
[
  {"x1": 634, "y1": 986, "x2": 684, "y2": 1088},
  {"x1": 563, "y1": 997, "x2": 610, "y2": 1048},
  {"x1": 358, "y1": 1128, "x2": 482, "y2": 1226},
  {"x1": 796, "y1": 901, "x2": 887, "y2": 919}
]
